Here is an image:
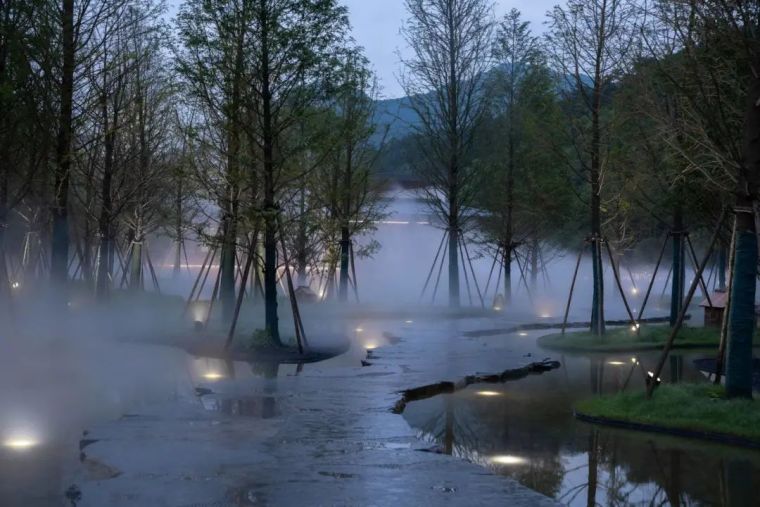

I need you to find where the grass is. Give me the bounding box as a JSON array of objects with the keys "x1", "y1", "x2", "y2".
[
  {"x1": 575, "y1": 383, "x2": 760, "y2": 444},
  {"x1": 537, "y1": 325, "x2": 724, "y2": 352}
]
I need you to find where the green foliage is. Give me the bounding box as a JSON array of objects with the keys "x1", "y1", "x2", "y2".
[{"x1": 576, "y1": 383, "x2": 760, "y2": 443}]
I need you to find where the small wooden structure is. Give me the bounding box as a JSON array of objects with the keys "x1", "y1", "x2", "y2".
[{"x1": 700, "y1": 291, "x2": 727, "y2": 327}]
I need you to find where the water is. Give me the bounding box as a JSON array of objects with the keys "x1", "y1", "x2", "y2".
[{"x1": 403, "y1": 343, "x2": 760, "y2": 506}]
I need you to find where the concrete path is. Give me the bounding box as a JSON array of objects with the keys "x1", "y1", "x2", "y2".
[{"x1": 72, "y1": 316, "x2": 562, "y2": 506}]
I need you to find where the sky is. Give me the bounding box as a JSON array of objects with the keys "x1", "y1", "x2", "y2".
[{"x1": 343, "y1": 0, "x2": 559, "y2": 99}]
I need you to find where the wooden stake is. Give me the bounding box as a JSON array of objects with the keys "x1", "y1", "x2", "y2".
[
  {"x1": 638, "y1": 234, "x2": 669, "y2": 322},
  {"x1": 561, "y1": 245, "x2": 585, "y2": 335},
  {"x1": 647, "y1": 210, "x2": 726, "y2": 398}
]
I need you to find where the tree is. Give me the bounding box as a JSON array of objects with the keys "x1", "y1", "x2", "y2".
[
  {"x1": 489, "y1": 8, "x2": 541, "y2": 303},
  {"x1": 546, "y1": 0, "x2": 640, "y2": 336},
  {"x1": 400, "y1": 0, "x2": 493, "y2": 308}
]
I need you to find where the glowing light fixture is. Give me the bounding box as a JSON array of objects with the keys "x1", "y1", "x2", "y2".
[
  {"x1": 518, "y1": 332, "x2": 528, "y2": 337},
  {"x1": 490, "y1": 455, "x2": 527, "y2": 465},
  {"x1": 476, "y1": 390, "x2": 501, "y2": 397},
  {"x1": 10, "y1": 281, "x2": 20, "y2": 289},
  {"x1": 202, "y1": 372, "x2": 224, "y2": 381},
  {"x1": 540, "y1": 313, "x2": 551, "y2": 318},
  {"x1": 355, "y1": 327, "x2": 364, "y2": 333},
  {"x1": 631, "y1": 287, "x2": 639, "y2": 295},
  {"x1": 493, "y1": 306, "x2": 502, "y2": 311},
  {"x1": 608, "y1": 361, "x2": 626, "y2": 366},
  {"x1": 405, "y1": 320, "x2": 413, "y2": 324},
  {"x1": 365, "y1": 343, "x2": 377, "y2": 351},
  {"x1": 3, "y1": 437, "x2": 38, "y2": 450}
]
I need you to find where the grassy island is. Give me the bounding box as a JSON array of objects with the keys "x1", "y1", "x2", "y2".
[
  {"x1": 538, "y1": 325, "x2": 723, "y2": 352},
  {"x1": 575, "y1": 383, "x2": 760, "y2": 447}
]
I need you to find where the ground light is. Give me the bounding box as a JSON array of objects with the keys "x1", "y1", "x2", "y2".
[
  {"x1": 3, "y1": 437, "x2": 39, "y2": 451},
  {"x1": 476, "y1": 391, "x2": 501, "y2": 397},
  {"x1": 490, "y1": 455, "x2": 527, "y2": 466}
]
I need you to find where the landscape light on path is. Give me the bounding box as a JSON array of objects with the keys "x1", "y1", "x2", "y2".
[
  {"x1": 490, "y1": 455, "x2": 527, "y2": 466},
  {"x1": 476, "y1": 391, "x2": 501, "y2": 397},
  {"x1": 3, "y1": 435, "x2": 39, "y2": 451}
]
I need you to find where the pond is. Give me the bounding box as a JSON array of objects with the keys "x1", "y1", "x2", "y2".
[{"x1": 402, "y1": 341, "x2": 760, "y2": 506}]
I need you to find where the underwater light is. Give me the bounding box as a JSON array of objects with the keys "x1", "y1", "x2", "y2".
[
  {"x1": 476, "y1": 390, "x2": 501, "y2": 397},
  {"x1": 490, "y1": 455, "x2": 527, "y2": 465},
  {"x1": 3, "y1": 437, "x2": 38, "y2": 450}
]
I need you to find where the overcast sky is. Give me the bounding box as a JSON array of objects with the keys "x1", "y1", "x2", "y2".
[{"x1": 343, "y1": 0, "x2": 559, "y2": 99}]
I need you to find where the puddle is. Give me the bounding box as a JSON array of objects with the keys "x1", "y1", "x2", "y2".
[
  {"x1": 200, "y1": 395, "x2": 279, "y2": 419},
  {"x1": 402, "y1": 350, "x2": 760, "y2": 506}
]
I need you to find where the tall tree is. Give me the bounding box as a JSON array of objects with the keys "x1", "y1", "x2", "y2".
[
  {"x1": 547, "y1": 0, "x2": 640, "y2": 336},
  {"x1": 490, "y1": 8, "x2": 540, "y2": 303},
  {"x1": 400, "y1": 0, "x2": 493, "y2": 308}
]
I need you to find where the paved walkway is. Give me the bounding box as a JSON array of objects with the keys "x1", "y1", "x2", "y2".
[{"x1": 72, "y1": 316, "x2": 562, "y2": 506}]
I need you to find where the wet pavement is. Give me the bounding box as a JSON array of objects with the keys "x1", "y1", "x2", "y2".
[{"x1": 61, "y1": 315, "x2": 564, "y2": 506}]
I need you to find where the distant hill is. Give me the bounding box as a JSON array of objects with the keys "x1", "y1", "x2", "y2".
[
  {"x1": 370, "y1": 65, "x2": 588, "y2": 144},
  {"x1": 371, "y1": 95, "x2": 419, "y2": 142}
]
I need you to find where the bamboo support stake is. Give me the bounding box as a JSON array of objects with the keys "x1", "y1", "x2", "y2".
[
  {"x1": 638, "y1": 234, "x2": 669, "y2": 322},
  {"x1": 225, "y1": 236, "x2": 255, "y2": 351},
  {"x1": 647, "y1": 210, "x2": 726, "y2": 398},
  {"x1": 604, "y1": 241, "x2": 638, "y2": 329},
  {"x1": 715, "y1": 216, "x2": 737, "y2": 384},
  {"x1": 420, "y1": 231, "x2": 447, "y2": 302},
  {"x1": 685, "y1": 233, "x2": 713, "y2": 307},
  {"x1": 561, "y1": 245, "x2": 585, "y2": 335},
  {"x1": 460, "y1": 232, "x2": 484, "y2": 308}
]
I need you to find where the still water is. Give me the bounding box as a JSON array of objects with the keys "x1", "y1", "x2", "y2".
[{"x1": 403, "y1": 346, "x2": 760, "y2": 506}]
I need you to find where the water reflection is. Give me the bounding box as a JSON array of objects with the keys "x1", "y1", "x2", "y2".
[{"x1": 403, "y1": 351, "x2": 760, "y2": 506}]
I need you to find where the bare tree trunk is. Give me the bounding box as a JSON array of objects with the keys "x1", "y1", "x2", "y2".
[
  {"x1": 260, "y1": 0, "x2": 281, "y2": 345},
  {"x1": 51, "y1": 0, "x2": 75, "y2": 287}
]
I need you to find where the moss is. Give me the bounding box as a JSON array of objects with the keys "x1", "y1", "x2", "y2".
[
  {"x1": 575, "y1": 383, "x2": 760, "y2": 443},
  {"x1": 538, "y1": 325, "x2": 726, "y2": 352}
]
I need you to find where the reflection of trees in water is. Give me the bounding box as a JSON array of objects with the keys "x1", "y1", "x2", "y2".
[
  {"x1": 405, "y1": 355, "x2": 760, "y2": 506},
  {"x1": 413, "y1": 393, "x2": 566, "y2": 498}
]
